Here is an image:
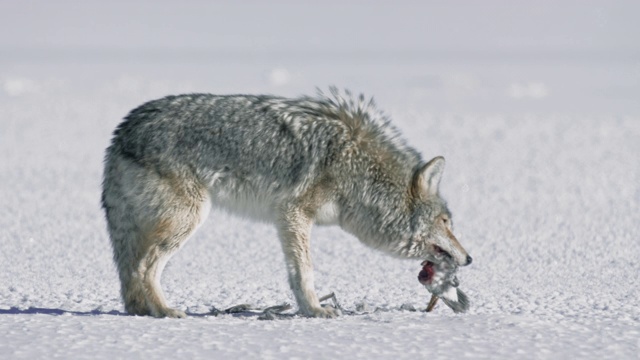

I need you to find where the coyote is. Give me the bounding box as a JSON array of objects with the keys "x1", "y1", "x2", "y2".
[{"x1": 102, "y1": 89, "x2": 472, "y2": 318}]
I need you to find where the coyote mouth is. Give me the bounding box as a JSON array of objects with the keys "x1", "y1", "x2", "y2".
[
  {"x1": 432, "y1": 245, "x2": 453, "y2": 262},
  {"x1": 418, "y1": 246, "x2": 452, "y2": 285}
]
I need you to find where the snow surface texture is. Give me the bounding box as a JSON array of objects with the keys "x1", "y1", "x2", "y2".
[{"x1": 1, "y1": 1, "x2": 639, "y2": 359}]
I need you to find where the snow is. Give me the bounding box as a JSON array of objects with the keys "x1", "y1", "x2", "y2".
[{"x1": 1, "y1": 1, "x2": 639, "y2": 359}]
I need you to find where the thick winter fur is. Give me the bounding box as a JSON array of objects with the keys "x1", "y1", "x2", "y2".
[{"x1": 102, "y1": 88, "x2": 471, "y2": 318}]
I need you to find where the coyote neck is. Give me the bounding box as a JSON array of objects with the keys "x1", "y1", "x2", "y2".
[{"x1": 338, "y1": 173, "x2": 414, "y2": 256}]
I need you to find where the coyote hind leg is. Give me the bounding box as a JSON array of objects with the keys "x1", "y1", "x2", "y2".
[
  {"x1": 122, "y1": 212, "x2": 205, "y2": 318},
  {"x1": 104, "y1": 157, "x2": 209, "y2": 318},
  {"x1": 140, "y1": 216, "x2": 201, "y2": 318},
  {"x1": 137, "y1": 177, "x2": 210, "y2": 318}
]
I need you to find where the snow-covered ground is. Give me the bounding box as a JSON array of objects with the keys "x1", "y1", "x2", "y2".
[{"x1": 1, "y1": 2, "x2": 639, "y2": 359}]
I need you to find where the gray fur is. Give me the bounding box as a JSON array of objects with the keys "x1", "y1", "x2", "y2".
[{"x1": 102, "y1": 88, "x2": 470, "y2": 318}]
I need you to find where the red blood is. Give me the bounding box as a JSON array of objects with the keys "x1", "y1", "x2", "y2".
[{"x1": 418, "y1": 262, "x2": 435, "y2": 285}]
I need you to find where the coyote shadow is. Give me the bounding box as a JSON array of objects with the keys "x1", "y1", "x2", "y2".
[
  {"x1": 0, "y1": 307, "x2": 268, "y2": 318},
  {"x1": 0, "y1": 294, "x2": 348, "y2": 319},
  {"x1": 0, "y1": 307, "x2": 128, "y2": 316}
]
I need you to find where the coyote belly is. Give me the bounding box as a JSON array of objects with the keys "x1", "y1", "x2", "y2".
[{"x1": 102, "y1": 89, "x2": 471, "y2": 318}]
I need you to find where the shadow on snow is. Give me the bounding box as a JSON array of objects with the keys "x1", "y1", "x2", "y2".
[{"x1": 0, "y1": 307, "x2": 283, "y2": 318}]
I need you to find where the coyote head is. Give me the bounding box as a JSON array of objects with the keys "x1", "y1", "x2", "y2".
[{"x1": 409, "y1": 156, "x2": 472, "y2": 267}]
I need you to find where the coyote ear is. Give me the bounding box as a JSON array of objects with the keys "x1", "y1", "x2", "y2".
[{"x1": 413, "y1": 156, "x2": 445, "y2": 198}]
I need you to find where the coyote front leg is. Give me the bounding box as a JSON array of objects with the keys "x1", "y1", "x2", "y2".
[{"x1": 277, "y1": 204, "x2": 339, "y2": 318}]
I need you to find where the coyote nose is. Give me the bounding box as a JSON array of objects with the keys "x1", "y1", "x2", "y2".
[{"x1": 465, "y1": 255, "x2": 473, "y2": 266}]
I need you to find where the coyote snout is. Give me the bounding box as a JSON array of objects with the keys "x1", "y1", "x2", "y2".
[{"x1": 434, "y1": 219, "x2": 472, "y2": 267}]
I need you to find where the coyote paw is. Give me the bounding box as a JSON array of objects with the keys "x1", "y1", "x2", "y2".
[
  {"x1": 151, "y1": 307, "x2": 187, "y2": 319},
  {"x1": 303, "y1": 305, "x2": 341, "y2": 319}
]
